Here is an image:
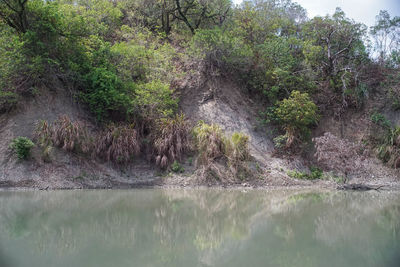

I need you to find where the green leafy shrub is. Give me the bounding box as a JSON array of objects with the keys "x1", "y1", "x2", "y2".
[
  {"x1": 287, "y1": 167, "x2": 323, "y2": 180},
  {"x1": 171, "y1": 160, "x2": 184, "y2": 173},
  {"x1": 375, "y1": 126, "x2": 400, "y2": 167},
  {"x1": 154, "y1": 113, "x2": 191, "y2": 169},
  {"x1": 369, "y1": 112, "x2": 400, "y2": 168},
  {"x1": 111, "y1": 30, "x2": 177, "y2": 83},
  {"x1": 190, "y1": 27, "x2": 253, "y2": 74},
  {"x1": 274, "y1": 90, "x2": 319, "y2": 147},
  {"x1": 82, "y1": 67, "x2": 133, "y2": 121},
  {"x1": 10, "y1": 137, "x2": 35, "y2": 160},
  {"x1": 134, "y1": 80, "x2": 178, "y2": 126}
]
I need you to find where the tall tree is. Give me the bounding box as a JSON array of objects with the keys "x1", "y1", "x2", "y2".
[
  {"x1": 0, "y1": 0, "x2": 28, "y2": 33},
  {"x1": 370, "y1": 10, "x2": 400, "y2": 65}
]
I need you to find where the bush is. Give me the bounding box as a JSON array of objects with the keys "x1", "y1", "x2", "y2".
[
  {"x1": 154, "y1": 113, "x2": 191, "y2": 169},
  {"x1": 224, "y1": 132, "x2": 251, "y2": 178},
  {"x1": 193, "y1": 121, "x2": 225, "y2": 165},
  {"x1": 95, "y1": 124, "x2": 140, "y2": 163},
  {"x1": 35, "y1": 116, "x2": 92, "y2": 155},
  {"x1": 171, "y1": 160, "x2": 184, "y2": 173},
  {"x1": 274, "y1": 90, "x2": 319, "y2": 147},
  {"x1": 192, "y1": 121, "x2": 252, "y2": 180},
  {"x1": 370, "y1": 111, "x2": 391, "y2": 129},
  {"x1": 287, "y1": 167, "x2": 323, "y2": 180},
  {"x1": 369, "y1": 112, "x2": 400, "y2": 168},
  {"x1": 375, "y1": 126, "x2": 400, "y2": 168},
  {"x1": 190, "y1": 27, "x2": 253, "y2": 74},
  {"x1": 10, "y1": 137, "x2": 35, "y2": 160},
  {"x1": 225, "y1": 132, "x2": 250, "y2": 163},
  {"x1": 111, "y1": 31, "x2": 177, "y2": 83},
  {"x1": 134, "y1": 80, "x2": 178, "y2": 127},
  {"x1": 0, "y1": 91, "x2": 18, "y2": 113},
  {"x1": 35, "y1": 116, "x2": 141, "y2": 164},
  {"x1": 82, "y1": 67, "x2": 133, "y2": 121}
]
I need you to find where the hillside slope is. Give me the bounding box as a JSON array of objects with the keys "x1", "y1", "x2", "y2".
[{"x1": 1, "y1": 70, "x2": 398, "y2": 189}]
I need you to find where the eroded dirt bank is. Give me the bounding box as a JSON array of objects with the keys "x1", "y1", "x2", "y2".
[{"x1": 0, "y1": 75, "x2": 399, "y2": 190}]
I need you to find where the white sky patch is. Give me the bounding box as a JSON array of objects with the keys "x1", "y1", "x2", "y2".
[{"x1": 232, "y1": 0, "x2": 400, "y2": 26}]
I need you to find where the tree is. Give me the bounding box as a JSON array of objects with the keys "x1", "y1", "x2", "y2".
[
  {"x1": 0, "y1": 0, "x2": 28, "y2": 33},
  {"x1": 304, "y1": 8, "x2": 367, "y2": 79},
  {"x1": 370, "y1": 10, "x2": 400, "y2": 65},
  {"x1": 173, "y1": 0, "x2": 231, "y2": 34},
  {"x1": 119, "y1": 0, "x2": 231, "y2": 35},
  {"x1": 303, "y1": 8, "x2": 370, "y2": 113}
]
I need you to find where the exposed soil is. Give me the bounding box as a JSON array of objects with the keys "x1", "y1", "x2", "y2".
[{"x1": 0, "y1": 70, "x2": 399, "y2": 190}]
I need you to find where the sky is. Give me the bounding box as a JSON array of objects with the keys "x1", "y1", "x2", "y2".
[{"x1": 232, "y1": 0, "x2": 400, "y2": 26}]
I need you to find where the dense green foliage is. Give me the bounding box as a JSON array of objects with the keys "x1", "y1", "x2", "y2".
[
  {"x1": 274, "y1": 91, "x2": 319, "y2": 147},
  {"x1": 9, "y1": 136, "x2": 35, "y2": 159},
  {"x1": 287, "y1": 167, "x2": 323, "y2": 180}
]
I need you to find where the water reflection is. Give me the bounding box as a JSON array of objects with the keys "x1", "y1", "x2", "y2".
[{"x1": 0, "y1": 189, "x2": 399, "y2": 267}]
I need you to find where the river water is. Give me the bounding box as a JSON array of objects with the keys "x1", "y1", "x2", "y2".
[{"x1": 0, "y1": 189, "x2": 399, "y2": 267}]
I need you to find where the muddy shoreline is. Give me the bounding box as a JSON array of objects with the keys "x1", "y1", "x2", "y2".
[{"x1": 1, "y1": 175, "x2": 399, "y2": 191}]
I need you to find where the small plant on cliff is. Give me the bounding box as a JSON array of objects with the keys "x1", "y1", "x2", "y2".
[
  {"x1": 375, "y1": 126, "x2": 400, "y2": 168},
  {"x1": 171, "y1": 160, "x2": 185, "y2": 173},
  {"x1": 193, "y1": 121, "x2": 225, "y2": 165},
  {"x1": 35, "y1": 120, "x2": 53, "y2": 162},
  {"x1": 10, "y1": 137, "x2": 35, "y2": 160},
  {"x1": 274, "y1": 91, "x2": 319, "y2": 147},
  {"x1": 35, "y1": 116, "x2": 92, "y2": 156},
  {"x1": 225, "y1": 132, "x2": 251, "y2": 179},
  {"x1": 154, "y1": 113, "x2": 191, "y2": 169},
  {"x1": 370, "y1": 111, "x2": 391, "y2": 129},
  {"x1": 52, "y1": 116, "x2": 93, "y2": 154},
  {"x1": 287, "y1": 167, "x2": 323, "y2": 180},
  {"x1": 369, "y1": 112, "x2": 400, "y2": 168},
  {"x1": 225, "y1": 132, "x2": 250, "y2": 164},
  {"x1": 95, "y1": 124, "x2": 140, "y2": 164}
]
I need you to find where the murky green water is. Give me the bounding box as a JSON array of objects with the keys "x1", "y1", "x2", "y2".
[{"x1": 0, "y1": 189, "x2": 399, "y2": 267}]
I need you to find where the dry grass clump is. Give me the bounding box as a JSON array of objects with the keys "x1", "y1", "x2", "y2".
[
  {"x1": 193, "y1": 121, "x2": 252, "y2": 181},
  {"x1": 35, "y1": 116, "x2": 141, "y2": 164},
  {"x1": 313, "y1": 132, "x2": 366, "y2": 175},
  {"x1": 226, "y1": 132, "x2": 250, "y2": 162},
  {"x1": 95, "y1": 124, "x2": 140, "y2": 164},
  {"x1": 51, "y1": 116, "x2": 92, "y2": 153},
  {"x1": 193, "y1": 121, "x2": 225, "y2": 166},
  {"x1": 35, "y1": 120, "x2": 53, "y2": 161},
  {"x1": 35, "y1": 116, "x2": 92, "y2": 155},
  {"x1": 154, "y1": 113, "x2": 191, "y2": 169},
  {"x1": 224, "y1": 132, "x2": 251, "y2": 177}
]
